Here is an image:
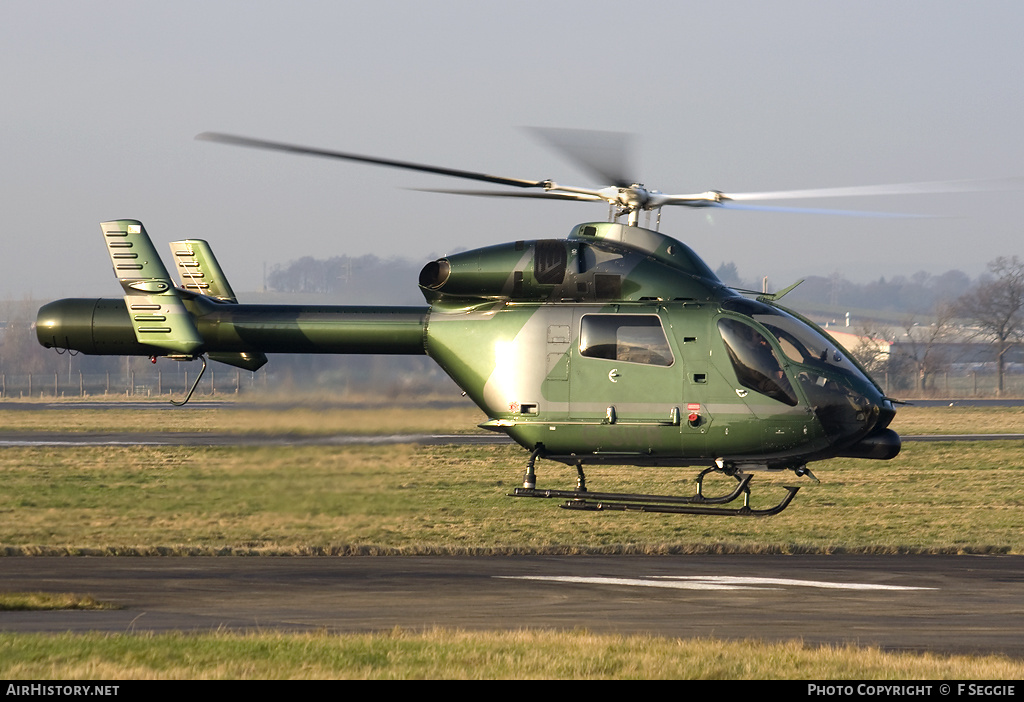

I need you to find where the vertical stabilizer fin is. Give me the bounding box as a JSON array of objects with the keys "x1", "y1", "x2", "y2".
[
  {"x1": 168, "y1": 239, "x2": 239, "y2": 302},
  {"x1": 101, "y1": 220, "x2": 203, "y2": 355},
  {"x1": 167, "y1": 239, "x2": 267, "y2": 370}
]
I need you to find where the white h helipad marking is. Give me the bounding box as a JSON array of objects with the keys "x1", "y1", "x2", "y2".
[{"x1": 498, "y1": 575, "x2": 933, "y2": 591}]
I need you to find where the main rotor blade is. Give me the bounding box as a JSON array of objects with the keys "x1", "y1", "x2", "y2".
[
  {"x1": 711, "y1": 201, "x2": 930, "y2": 218},
  {"x1": 411, "y1": 187, "x2": 604, "y2": 202},
  {"x1": 525, "y1": 127, "x2": 636, "y2": 188},
  {"x1": 724, "y1": 177, "x2": 1024, "y2": 202},
  {"x1": 196, "y1": 132, "x2": 547, "y2": 189}
]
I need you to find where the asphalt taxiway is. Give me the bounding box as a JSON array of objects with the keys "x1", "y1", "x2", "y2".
[{"x1": 2, "y1": 554, "x2": 1022, "y2": 656}]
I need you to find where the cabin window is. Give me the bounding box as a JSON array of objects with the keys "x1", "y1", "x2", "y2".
[
  {"x1": 579, "y1": 315, "x2": 673, "y2": 366},
  {"x1": 717, "y1": 318, "x2": 797, "y2": 406}
]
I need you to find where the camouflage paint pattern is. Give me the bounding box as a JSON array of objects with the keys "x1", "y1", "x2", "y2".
[{"x1": 37, "y1": 220, "x2": 899, "y2": 470}]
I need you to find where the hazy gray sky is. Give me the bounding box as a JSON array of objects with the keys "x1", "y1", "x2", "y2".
[{"x1": 4, "y1": 1, "x2": 1023, "y2": 300}]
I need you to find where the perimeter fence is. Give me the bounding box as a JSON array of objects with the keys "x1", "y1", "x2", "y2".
[
  {"x1": 0, "y1": 368, "x2": 261, "y2": 400},
  {"x1": 876, "y1": 369, "x2": 1024, "y2": 399}
]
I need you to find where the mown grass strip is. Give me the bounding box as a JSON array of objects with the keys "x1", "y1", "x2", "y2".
[
  {"x1": 0, "y1": 592, "x2": 118, "y2": 611},
  {"x1": 1, "y1": 629, "x2": 1022, "y2": 679}
]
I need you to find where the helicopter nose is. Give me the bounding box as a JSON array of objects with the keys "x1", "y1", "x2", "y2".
[
  {"x1": 811, "y1": 392, "x2": 870, "y2": 441},
  {"x1": 844, "y1": 396, "x2": 901, "y2": 459},
  {"x1": 801, "y1": 379, "x2": 883, "y2": 449},
  {"x1": 838, "y1": 426, "x2": 901, "y2": 459},
  {"x1": 811, "y1": 385, "x2": 900, "y2": 460}
]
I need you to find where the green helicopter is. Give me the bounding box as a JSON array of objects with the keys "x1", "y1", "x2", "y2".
[{"x1": 44, "y1": 128, "x2": 995, "y2": 517}]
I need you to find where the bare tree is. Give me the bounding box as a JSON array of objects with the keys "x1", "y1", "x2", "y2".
[
  {"x1": 955, "y1": 256, "x2": 1024, "y2": 395},
  {"x1": 848, "y1": 324, "x2": 892, "y2": 379},
  {"x1": 890, "y1": 305, "x2": 956, "y2": 394}
]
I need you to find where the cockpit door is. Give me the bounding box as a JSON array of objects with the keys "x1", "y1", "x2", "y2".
[{"x1": 713, "y1": 315, "x2": 813, "y2": 454}]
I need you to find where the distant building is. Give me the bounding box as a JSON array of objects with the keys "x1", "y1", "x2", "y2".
[{"x1": 826, "y1": 329, "x2": 891, "y2": 359}]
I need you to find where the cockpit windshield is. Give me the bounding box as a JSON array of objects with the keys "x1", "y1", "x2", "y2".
[
  {"x1": 753, "y1": 313, "x2": 865, "y2": 378},
  {"x1": 719, "y1": 296, "x2": 869, "y2": 381}
]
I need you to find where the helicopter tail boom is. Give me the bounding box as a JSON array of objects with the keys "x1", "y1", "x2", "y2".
[
  {"x1": 36, "y1": 220, "x2": 429, "y2": 365},
  {"x1": 36, "y1": 297, "x2": 429, "y2": 360}
]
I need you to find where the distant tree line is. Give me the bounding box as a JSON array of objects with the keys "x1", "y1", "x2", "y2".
[
  {"x1": 266, "y1": 254, "x2": 425, "y2": 305},
  {"x1": 715, "y1": 261, "x2": 974, "y2": 315}
]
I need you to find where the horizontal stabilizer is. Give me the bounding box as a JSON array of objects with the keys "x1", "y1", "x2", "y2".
[{"x1": 101, "y1": 220, "x2": 203, "y2": 355}]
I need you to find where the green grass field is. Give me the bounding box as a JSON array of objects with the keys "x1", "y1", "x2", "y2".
[
  {"x1": 1, "y1": 439, "x2": 1021, "y2": 555},
  {"x1": 3, "y1": 629, "x2": 1022, "y2": 680},
  {"x1": 1, "y1": 403, "x2": 1022, "y2": 678}
]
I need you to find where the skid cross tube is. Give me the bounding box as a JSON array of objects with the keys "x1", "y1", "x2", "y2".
[{"x1": 511, "y1": 472, "x2": 753, "y2": 506}]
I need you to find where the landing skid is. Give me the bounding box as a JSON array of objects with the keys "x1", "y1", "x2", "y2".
[
  {"x1": 554, "y1": 484, "x2": 799, "y2": 516},
  {"x1": 509, "y1": 451, "x2": 801, "y2": 517}
]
